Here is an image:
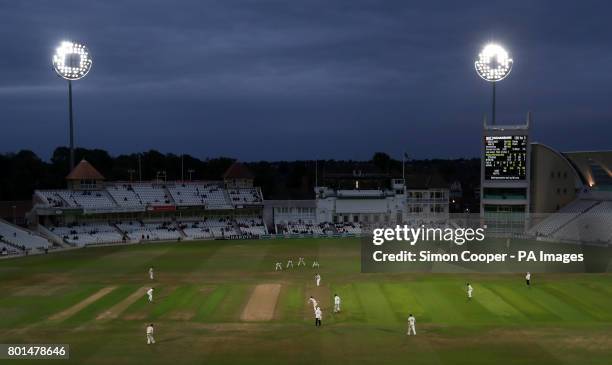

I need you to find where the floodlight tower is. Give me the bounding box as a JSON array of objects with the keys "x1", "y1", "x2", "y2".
[
  {"x1": 474, "y1": 43, "x2": 513, "y2": 125},
  {"x1": 52, "y1": 41, "x2": 93, "y2": 171}
]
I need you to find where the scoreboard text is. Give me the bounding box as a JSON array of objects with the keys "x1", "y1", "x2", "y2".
[{"x1": 484, "y1": 135, "x2": 527, "y2": 180}]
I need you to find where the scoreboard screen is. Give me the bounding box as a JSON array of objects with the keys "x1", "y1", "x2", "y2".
[{"x1": 484, "y1": 135, "x2": 527, "y2": 180}]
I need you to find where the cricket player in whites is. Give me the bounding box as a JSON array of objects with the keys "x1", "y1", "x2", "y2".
[
  {"x1": 298, "y1": 257, "x2": 306, "y2": 267},
  {"x1": 407, "y1": 314, "x2": 416, "y2": 335},
  {"x1": 315, "y1": 273, "x2": 321, "y2": 287},
  {"x1": 275, "y1": 262, "x2": 283, "y2": 271},
  {"x1": 467, "y1": 283, "x2": 473, "y2": 300},
  {"x1": 312, "y1": 260, "x2": 319, "y2": 268},
  {"x1": 286, "y1": 259, "x2": 294, "y2": 269},
  {"x1": 147, "y1": 287, "x2": 154, "y2": 302},
  {"x1": 149, "y1": 267, "x2": 154, "y2": 280},
  {"x1": 315, "y1": 306, "x2": 322, "y2": 327},
  {"x1": 525, "y1": 272, "x2": 531, "y2": 288},
  {"x1": 146, "y1": 323, "x2": 155, "y2": 344},
  {"x1": 308, "y1": 296, "x2": 318, "y2": 312},
  {"x1": 333, "y1": 293, "x2": 341, "y2": 313}
]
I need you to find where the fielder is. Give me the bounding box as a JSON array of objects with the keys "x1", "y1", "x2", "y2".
[
  {"x1": 525, "y1": 272, "x2": 531, "y2": 287},
  {"x1": 147, "y1": 287, "x2": 154, "y2": 302},
  {"x1": 149, "y1": 267, "x2": 154, "y2": 280},
  {"x1": 315, "y1": 273, "x2": 321, "y2": 287},
  {"x1": 333, "y1": 293, "x2": 341, "y2": 313},
  {"x1": 407, "y1": 314, "x2": 416, "y2": 335},
  {"x1": 315, "y1": 306, "x2": 322, "y2": 327},
  {"x1": 275, "y1": 262, "x2": 283, "y2": 271},
  {"x1": 286, "y1": 259, "x2": 294, "y2": 269},
  {"x1": 146, "y1": 323, "x2": 155, "y2": 344},
  {"x1": 467, "y1": 283, "x2": 473, "y2": 300},
  {"x1": 308, "y1": 296, "x2": 318, "y2": 311},
  {"x1": 298, "y1": 257, "x2": 306, "y2": 267},
  {"x1": 312, "y1": 260, "x2": 319, "y2": 268}
]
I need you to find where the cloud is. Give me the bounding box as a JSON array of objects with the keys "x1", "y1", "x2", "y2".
[{"x1": 0, "y1": 0, "x2": 611, "y2": 160}]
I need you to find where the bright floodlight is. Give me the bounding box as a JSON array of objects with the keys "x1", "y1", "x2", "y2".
[
  {"x1": 52, "y1": 41, "x2": 92, "y2": 80},
  {"x1": 474, "y1": 43, "x2": 513, "y2": 82}
]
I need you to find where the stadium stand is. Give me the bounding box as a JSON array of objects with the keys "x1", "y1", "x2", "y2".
[
  {"x1": 58, "y1": 190, "x2": 116, "y2": 209},
  {"x1": 131, "y1": 184, "x2": 174, "y2": 206},
  {"x1": 199, "y1": 216, "x2": 239, "y2": 238},
  {"x1": 106, "y1": 184, "x2": 144, "y2": 207},
  {"x1": 0, "y1": 219, "x2": 50, "y2": 251},
  {"x1": 552, "y1": 201, "x2": 612, "y2": 243},
  {"x1": 228, "y1": 188, "x2": 263, "y2": 205},
  {"x1": 235, "y1": 215, "x2": 267, "y2": 236},
  {"x1": 334, "y1": 222, "x2": 363, "y2": 235},
  {"x1": 0, "y1": 242, "x2": 21, "y2": 256},
  {"x1": 167, "y1": 183, "x2": 232, "y2": 208},
  {"x1": 529, "y1": 199, "x2": 599, "y2": 237},
  {"x1": 49, "y1": 222, "x2": 124, "y2": 246},
  {"x1": 36, "y1": 190, "x2": 69, "y2": 208},
  {"x1": 178, "y1": 219, "x2": 215, "y2": 239},
  {"x1": 276, "y1": 219, "x2": 325, "y2": 235},
  {"x1": 117, "y1": 221, "x2": 181, "y2": 241}
]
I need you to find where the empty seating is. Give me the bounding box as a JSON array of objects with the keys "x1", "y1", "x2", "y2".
[
  {"x1": 107, "y1": 184, "x2": 143, "y2": 207},
  {"x1": 335, "y1": 222, "x2": 362, "y2": 234},
  {"x1": 178, "y1": 219, "x2": 215, "y2": 239},
  {"x1": 235, "y1": 216, "x2": 267, "y2": 236},
  {"x1": 553, "y1": 201, "x2": 612, "y2": 243},
  {"x1": 199, "y1": 216, "x2": 238, "y2": 238},
  {"x1": 0, "y1": 242, "x2": 21, "y2": 256},
  {"x1": 117, "y1": 221, "x2": 181, "y2": 241},
  {"x1": 49, "y1": 222, "x2": 123, "y2": 246},
  {"x1": 530, "y1": 199, "x2": 598, "y2": 236},
  {"x1": 276, "y1": 219, "x2": 325, "y2": 235},
  {"x1": 131, "y1": 184, "x2": 173, "y2": 206},
  {"x1": 37, "y1": 191, "x2": 69, "y2": 207},
  {"x1": 228, "y1": 188, "x2": 262, "y2": 205},
  {"x1": 0, "y1": 220, "x2": 50, "y2": 250}
]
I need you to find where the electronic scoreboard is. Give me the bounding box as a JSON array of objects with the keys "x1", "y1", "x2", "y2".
[{"x1": 484, "y1": 135, "x2": 527, "y2": 180}]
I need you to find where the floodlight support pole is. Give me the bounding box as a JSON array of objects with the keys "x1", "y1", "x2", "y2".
[
  {"x1": 491, "y1": 82, "x2": 496, "y2": 125},
  {"x1": 68, "y1": 80, "x2": 75, "y2": 171}
]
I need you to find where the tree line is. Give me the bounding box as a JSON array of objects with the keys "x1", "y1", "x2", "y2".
[{"x1": 0, "y1": 148, "x2": 480, "y2": 203}]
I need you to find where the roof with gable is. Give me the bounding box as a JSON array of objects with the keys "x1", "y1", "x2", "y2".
[
  {"x1": 66, "y1": 159, "x2": 105, "y2": 180},
  {"x1": 223, "y1": 162, "x2": 254, "y2": 180}
]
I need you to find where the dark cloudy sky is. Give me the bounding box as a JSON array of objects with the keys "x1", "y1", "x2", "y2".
[{"x1": 1, "y1": 1, "x2": 611, "y2": 161}]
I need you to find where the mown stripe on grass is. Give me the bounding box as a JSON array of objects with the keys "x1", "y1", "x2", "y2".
[
  {"x1": 539, "y1": 282, "x2": 611, "y2": 321},
  {"x1": 66, "y1": 285, "x2": 137, "y2": 323},
  {"x1": 0, "y1": 285, "x2": 101, "y2": 328},
  {"x1": 214, "y1": 284, "x2": 250, "y2": 322},
  {"x1": 409, "y1": 282, "x2": 466, "y2": 324},
  {"x1": 486, "y1": 284, "x2": 561, "y2": 321},
  {"x1": 159, "y1": 285, "x2": 203, "y2": 320},
  {"x1": 120, "y1": 285, "x2": 176, "y2": 320},
  {"x1": 276, "y1": 284, "x2": 303, "y2": 322},
  {"x1": 380, "y1": 283, "x2": 428, "y2": 322},
  {"x1": 475, "y1": 284, "x2": 527, "y2": 322},
  {"x1": 194, "y1": 285, "x2": 228, "y2": 321},
  {"x1": 328, "y1": 283, "x2": 366, "y2": 323},
  {"x1": 353, "y1": 282, "x2": 396, "y2": 324},
  {"x1": 49, "y1": 286, "x2": 117, "y2": 322}
]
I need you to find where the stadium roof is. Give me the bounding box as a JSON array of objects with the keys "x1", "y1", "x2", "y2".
[
  {"x1": 223, "y1": 162, "x2": 254, "y2": 180},
  {"x1": 66, "y1": 160, "x2": 105, "y2": 180}
]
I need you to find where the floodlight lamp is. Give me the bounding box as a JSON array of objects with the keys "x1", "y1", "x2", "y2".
[
  {"x1": 52, "y1": 41, "x2": 92, "y2": 80},
  {"x1": 474, "y1": 43, "x2": 513, "y2": 82}
]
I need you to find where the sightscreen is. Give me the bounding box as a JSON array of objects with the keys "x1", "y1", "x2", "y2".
[{"x1": 484, "y1": 135, "x2": 527, "y2": 180}]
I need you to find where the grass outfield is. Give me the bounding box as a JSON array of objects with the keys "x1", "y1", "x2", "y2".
[{"x1": 0, "y1": 238, "x2": 611, "y2": 365}]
